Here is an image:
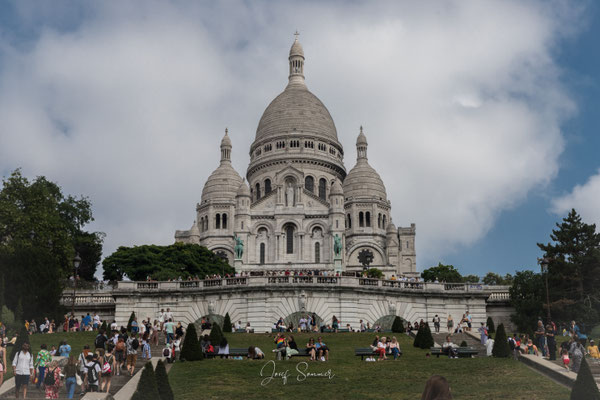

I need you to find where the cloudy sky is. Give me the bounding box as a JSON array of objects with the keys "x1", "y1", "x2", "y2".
[{"x1": 1, "y1": 0, "x2": 599, "y2": 278}]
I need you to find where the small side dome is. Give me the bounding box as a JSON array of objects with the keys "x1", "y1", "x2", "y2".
[
  {"x1": 386, "y1": 220, "x2": 397, "y2": 234},
  {"x1": 330, "y1": 179, "x2": 343, "y2": 196},
  {"x1": 290, "y1": 38, "x2": 304, "y2": 58},
  {"x1": 236, "y1": 179, "x2": 251, "y2": 198},
  {"x1": 221, "y1": 128, "x2": 232, "y2": 147},
  {"x1": 189, "y1": 221, "x2": 201, "y2": 236},
  {"x1": 356, "y1": 126, "x2": 368, "y2": 146}
]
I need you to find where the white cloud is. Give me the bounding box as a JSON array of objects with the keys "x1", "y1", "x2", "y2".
[
  {"x1": 0, "y1": 1, "x2": 581, "y2": 275},
  {"x1": 552, "y1": 170, "x2": 600, "y2": 227}
]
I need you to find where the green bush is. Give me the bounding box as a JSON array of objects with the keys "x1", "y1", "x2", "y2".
[
  {"x1": 155, "y1": 359, "x2": 174, "y2": 400},
  {"x1": 223, "y1": 312, "x2": 232, "y2": 333},
  {"x1": 10, "y1": 325, "x2": 30, "y2": 360},
  {"x1": 486, "y1": 317, "x2": 495, "y2": 334},
  {"x1": 100, "y1": 320, "x2": 108, "y2": 332},
  {"x1": 419, "y1": 323, "x2": 434, "y2": 349},
  {"x1": 460, "y1": 340, "x2": 468, "y2": 347},
  {"x1": 413, "y1": 324, "x2": 424, "y2": 348},
  {"x1": 209, "y1": 322, "x2": 224, "y2": 346},
  {"x1": 366, "y1": 268, "x2": 384, "y2": 279},
  {"x1": 127, "y1": 312, "x2": 136, "y2": 333},
  {"x1": 135, "y1": 362, "x2": 160, "y2": 399},
  {"x1": 492, "y1": 323, "x2": 510, "y2": 358},
  {"x1": 571, "y1": 357, "x2": 600, "y2": 400},
  {"x1": 180, "y1": 323, "x2": 203, "y2": 361},
  {"x1": 391, "y1": 316, "x2": 404, "y2": 333}
]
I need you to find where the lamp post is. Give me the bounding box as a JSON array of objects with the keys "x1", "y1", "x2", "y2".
[
  {"x1": 71, "y1": 253, "x2": 81, "y2": 317},
  {"x1": 538, "y1": 257, "x2": 552, "y2": 322}
]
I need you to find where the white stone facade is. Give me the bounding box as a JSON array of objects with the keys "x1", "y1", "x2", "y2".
[{"x1": 175, "y1": 37, "x2": 416, "y2": 277}]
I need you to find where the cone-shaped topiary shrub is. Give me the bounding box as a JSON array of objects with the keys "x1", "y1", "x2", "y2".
[
  {"x1": 223, "y1": 312, "x2": 232, "y2": 333},
  {"x1": 135, "y1": 362, "x2": 159, "y2": 399},
  {"x1": 413, "y1": 324, "x2": 424, "y2": 348},
  {"x1": 10, "y1": 325, "x2": 30, "y2": 360},
  {"x1": 486, "y1": 317, "x2": 495, "y2": 334},
  {"x1": 418, "y1": 323, "x2": 434, "y2": 349},
  {"x1": 460, "y1": 340, "x2": 468, "y2": 347},
  {"x1": 155, "y1": 359, "x2": 174, "y2": 400},
  {"x1": 571, "y1": 357, "x2": 600, "y2": 400},
  {"x1": 180, "y1": 323, "x2": 203, "y2": 361},
  {"x1": 392, "y1": 316, "x2": 405, "y2": 333},
  {"x1": 492, "y1": 323, "x2": 509, "y2": 357},
  {"x1": 100, "y1": 320, "x2": 108, "y2": 332},
  {"x1": 127, "y1": 311, "x2": 136, "y2": 333},
  {"x1": 209, "y1": 322, "x2": 224, "y2": 346},
  {"x1": 131, "y1": 391, "x2": 144, "y2": 400}
]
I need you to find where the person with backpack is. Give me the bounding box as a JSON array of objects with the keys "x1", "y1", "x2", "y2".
[
  {"x1": 43, "y1": 360, "x2": 61, "y2": 399},
  {"x1": 84, "y1": 354, "x2": 101, "y2": 393},
  {"x1": 99, "y1": 347, "x2": 114, "y2": 393},
  {"x1": 126, "y1": 333, "x2": 139, "y2": 376},
  {"x1": 34, "y1": 343, "x2": 52, "y2": 390},
  {"x1": 94, "y1": 330, "x2": 107, "y2": 351},
  {"x1": 12, "y1": 342, "x2": 34, "y2": 399},
  {"x1": 114, "y1": 337, "x2": 125, "y2": 376},
  {"x1": 77, "y1": 345, "x2": 91, "y2": 395}
]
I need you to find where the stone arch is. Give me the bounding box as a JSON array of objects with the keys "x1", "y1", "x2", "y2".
[
  {"x1": 283, "y1": 311, "x2": 323, "y2": 331},
  {"x1": 346, "y1": 243, "x2": 386, "y2": 267},
  {"x1": 305, "y1": 220, "x2": 328, "y2": 235},
  {"x1": 208, "y1": 246, "x2": 234, "y2": 265},
  {"x1": 304, "y1": 175, "x2": 315, "y2": 193},
  {"x1": 251, "y1": 221, "x2": 275, "y2": 235},
  {"x1": 373, "y1": 315, "x2": 407, "y2": 331}
]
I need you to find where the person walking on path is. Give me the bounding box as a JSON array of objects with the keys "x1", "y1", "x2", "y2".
[
  {"x1": 12, "y1": 342, "x2": 34, "y2": 399},
  {"x1": 43, "y1": 360, "x2": 61, "y2": 399},
  {"x1": 433, "y1": 315, "x2": 440, "y2": 333},
  {"x1": 0, "y1": 342, "x2": 6, "y2": 387},
  {"x1": 63, "y1": 355, "x2": 78, "y2": 399},
  {"x1": 34, "y1": 344, "x2": 52, "y2": 391},
  {"x1": 478, "y1": 323, "x2": 487, "y2": 345},
  {"x1": 546, "y1": 324, "x2": 556, "y2": 360},
  {"x1": 126, "y1": 333, "x2": 139, "y2": 376}
]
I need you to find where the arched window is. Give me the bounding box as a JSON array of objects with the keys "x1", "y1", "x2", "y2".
[
  {"x1": 260, "y1": 243, "x2": 266, "y2": 265},
  {"x1": 315, "y1": 242, "x2": 320, "y2": 263},
  {"x1": 305, "y1": 176, "x2": 314, "y2": 193},
  {"x1": 359, "y1": 212, "x2": 364, "y2": 227},
  {"x1": 286, "y1": 225, "x2": 294, "y2": 254},
  {"x1": 264, "y1": 179, "x2": 272, "y2": 194},
  {"x1": 318, "y1": 178, "x2": 327, "y2": 200},
  {"x1": 255, "y1": 183, "x2": 261, "y2": 200},
  {"x1": 215, "y1": 213, "x2": 221, "y2": 229},
  {"x1": 378, "y1": 213, "x2": 382, "y2": 229},
  {"x1": 205, "y1": 218, "x2": 208, "y2": 231},
  {"x1": 383, "y1": 215, "x2": 387, "y2": 229},
  {"x1": 366, "y1": 212, "x2": 371, "y2": 227},
  {"x1": 347, "y1": 214, "x2": 352, "y2": 229},
  {"x1": 222, "y1": 213, "x2": 228, "y2": 229}
]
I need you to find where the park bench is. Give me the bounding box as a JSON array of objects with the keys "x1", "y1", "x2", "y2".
[
  {"x1": 205, "y1": 347, "x2": 249, "y2": 358},
  {"x1": 430, "y1": 347, "x2": 478, "y2": 358},
  {"x1": 322, "y1": 328, "x2": 350, "y2": 333},
  {"x1": 354, "y1": 347, "x2": 402, "y2": 360},
  {"x1": 234, "y1": 329, "x2": 247, "y2": 333}
]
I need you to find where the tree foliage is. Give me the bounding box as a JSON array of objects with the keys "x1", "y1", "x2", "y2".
[
  {"x1": 571, "y1": 357, "x2": 600, "y2": 400},
  {"x1": 391, "y1": 316, "x2": 405, "y2": 333},
  {"x1": 0, "y1": 170, "x2": 102, "y2": 320},
  {"x1": 421, "y1": 263, "x2": 463, "y2": 283},
  {"x1": 482, "y1": 272, "x2": 513, "y2": 286},
  {"x1": 135, "y1": 362, "x2": 160, "y2": 399},
  {"x1": 102, "y1": 242, "x2": 234, "y2": 281},
  {"x1": 462, "y1": 274, "x2": 480, "y2": 283},
  {"x1": 155, "y1": 360, "x2": 174, "y2": 400},
  {"x1": 209, "y1": 322, "x2": 224, "y2": 347},
  {"x1": 486, "y1": 317, "x2": 495, "y2": 334},
  {"x1": 492, "y1": 324, "x2": 509, "y2": 358},
  {"x1": 180, "y1": 323, "x2": 202, "y2": 361},
  {"x1": 509, "y1": 270, "x2": 544, "y2": 333},
  {"x1": 223, "y1": 313, "x2": 232, "y2": 333},
  {"x1": 538, "y1": 209, "x2": 600, "y2": 325}
]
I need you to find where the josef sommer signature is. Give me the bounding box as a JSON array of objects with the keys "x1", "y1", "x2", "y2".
[{"x1": 260, "y1": 360, "x2": 335, "y2": 386}]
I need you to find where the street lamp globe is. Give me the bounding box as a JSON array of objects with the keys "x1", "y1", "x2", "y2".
[{"x1": 73, "y1": 253, "x2": 81, "y2": 270}]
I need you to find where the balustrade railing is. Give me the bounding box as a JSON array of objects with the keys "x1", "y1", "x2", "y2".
[
  {"x1": 203, "y1": 279, "x2": 222, "y2": 287},
  {"x1": 359, "y1": 278, "x2": 379, "y2": 286},
  {"x1": 137, "y1": 282, "x2": 158, "y2": 290}
]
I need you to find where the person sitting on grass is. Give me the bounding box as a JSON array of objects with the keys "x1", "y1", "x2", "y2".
[
  {"x1": 285, "y1": 336, "x2": 299, "y2": 359},
  {"x1": 272, "y1": 333, "x2": 286, "y2": 360},
  {"x1": 421, "y1": 374, "x2": 452, "y2": 400},
  {"x1": 315, "y1": 337, "x2": 329, "y2": 361},
  {"x1": 247, "y1": 346, "x2": 264, "y2": 360},
  {"x1": 442, "y1": 336, "x2": 458, "y2": 358},
  {"x1": 389, "y1": 337, "x2": 401, "y2": 360},
  {"x1": 306, "y1": 338, "x2": 317, "y2": 361}
]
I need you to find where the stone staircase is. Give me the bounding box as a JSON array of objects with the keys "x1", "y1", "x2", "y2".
[
  {"x1": 431, "y1": 331, "x2": 488, "y2": 356},
  {"x1": 1, "y1": 333, "x2": 166, "y2": 399}
]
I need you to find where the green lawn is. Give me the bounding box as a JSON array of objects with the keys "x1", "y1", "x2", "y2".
[
  {"x1": 4, "y1": 331, "x2": 96, "y2": 380},
  {"x1": 169, "y1": 332, "x2": 571, "y2": 400}
]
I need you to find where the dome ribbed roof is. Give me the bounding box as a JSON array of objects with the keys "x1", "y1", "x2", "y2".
[
  {"x1": 254, "y1": 86, "x2": 339, "y2": 142},
  {"x1": 290, "y1": 38, "x2": 304, "y2": 57},
  {"x1": 330, "y1": 179, "x2": 343, "y2": 196},
  {"x1": 201, "y1": 162, "x2": 243, "y2": 203},
  {"x1": 343, "y1": 159, "x2": 387, "y2": 201},
  {"x1": 236, "y1": 180, "x2": 251, "y2": 197}
]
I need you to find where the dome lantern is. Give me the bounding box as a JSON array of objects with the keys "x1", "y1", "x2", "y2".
[
  {"x1": 357, "y1": 126, "x2": 368, "y2": 160},
  {"x1": 220, "y1": 128, "x2": 232, "y2": 163},
  {"x1": 288, "y1": 31, "x2": 305, "y2": 87}
]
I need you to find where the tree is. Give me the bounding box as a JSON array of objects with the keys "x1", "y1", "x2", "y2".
[
  {"x1": 155, "y1": 360, "x2": 174, "y2": 400},
  {"x1": 391, "y1": 316, "x2": 404, "y2": 333},
  {"x1": 209, "y1": 322, "x2": 224, "y2": 347},
  {"x1": 486, "y1": 317, "x2": 495, "y2": 334},
  {"x1": 73, "y1": 231, "x2": 105, "y2": 281},
  {"x1": 127, "y1": 312, "x2": 136, "y2": 333},
  {"x1": 102, "y1": 242, "x2": 234, "y2": 281},
  {"x1": 223, "y1": 313, "x2": 232, "y2": 333},
  {"x1": 10, "y1": 325, "x2": 30, "y2": 360},
  {"x1": 492, "y1": 323, "x2": 509, "y2": 357},
  {"x1": 570, "y1": 357, "x2": 600, "y2": 400},
  {"x1": 483, "y1": 272, "x2": 513, "y2": 286},
  {"x1": 179, "y1": 323, "x2": 202, "y2": 361},
  {"x1": 413, "y1": 324, "x2": 423, "y2": 348},
  {"x1": 462, "y1": 274, "x2": 480, "y2": 283},
  {"x1": 419, "y1": 323, "x2": 434, "y2": 349},
  {"x1": 366, "y1": 268, "x2": 383, "y2": 279},
  {"x1": 135, "y1": 362, "x2": 159, "y2": 399},
  {"x1": 538, "y1": 209, "x2": 600, "y2": 326},
  {"x1": 509, "y1": 270, "x2": 544, "y2": 334},
  {"x1": 100, "y1": 321, "x2": 108, "y2": 332},
  {"x1": 0, "y1": 169, "x2": 102, "y2": 319},
  {"x1": 421, "y1": 263, "x2": 462, "y2": 283}
]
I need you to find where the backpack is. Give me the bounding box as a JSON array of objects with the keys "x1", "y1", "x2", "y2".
[
  {"x1": 131, "y1": 338, "x2": 139, "y2": 350},
  {"x1": 44, "y1": 368, "x2": 57, "y2": 386},
  {"x1": 103, "y1": 355, "x2": 113, "y2": 374},
  {"x1": 95, "y1": 334, "x2": 104, "y2": 348},
  {"x1": 87, "y1": 363, "x2": 99, "y2": 384}
]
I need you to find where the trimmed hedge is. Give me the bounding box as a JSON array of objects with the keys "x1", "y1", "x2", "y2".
[
  {"x1": 209, "y1": 322, "x2": 224, "y2": 346},
  {"x1": 486, "y1": 317, "x2": 495, "y2": 334},
  {"x1": 135, "y1": 362, "x2": 159, "y2": 399},
  {"x1": 391, "y1": 316, "x2": 405, "y2": 333},
  {"x1": 571, "y1": 357, "x2": 600, "y2": 400},
  {"x1": 492, "y1": 323, "x2": 509, "y2": 357},
  {"x1": 223, "y1": 312, "x2": 232, "y2": 333},
  {"x1": 155, "y1": 359, "x2": 174, "y2": 400},
  {"x1": 180, "y1": 323, "x2": 203, "y2": 361}
]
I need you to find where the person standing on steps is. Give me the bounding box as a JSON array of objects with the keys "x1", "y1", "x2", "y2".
[
  {"x1": 12, "y1": 342, "x2": 34, "y2": 399},
  {"x1": 433, "y1": 315, "x2": 440, "y2": 333},
  {"x1": 34, "y1": 343, "x2": 51, "y2": 391},
  {"x1": 126, "y1": 333, "x2": 139, "y2": 376}
]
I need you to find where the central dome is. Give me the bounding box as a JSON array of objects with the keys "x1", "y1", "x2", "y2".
[{"x1": 254, "y1": 85, "x2": 339, "y2": 142}]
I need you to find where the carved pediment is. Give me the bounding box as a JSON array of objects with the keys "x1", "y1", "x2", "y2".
[{"x1": 274, "y1": 164, "x2": 304, "y2": 185}]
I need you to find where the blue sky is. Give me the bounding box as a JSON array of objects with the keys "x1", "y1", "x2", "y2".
[{"x1": 0, "y1": 1, "x2": 598, "y2": 278}]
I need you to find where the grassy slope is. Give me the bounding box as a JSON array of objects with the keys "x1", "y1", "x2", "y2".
[
  {"x1": 4, "y1": 331, "x2": 96, "y2": 380},
  {"x1": 169, "y1": 332, "x2": 570, "y2": 400}
]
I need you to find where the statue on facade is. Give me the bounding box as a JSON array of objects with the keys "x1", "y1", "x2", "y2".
[
  {"x1": 285, "y1": 181, "x2": 295, "y2": 206},
  {"x1": 334, "y1": 234, "x2": 343, "y2": 258},
  {"x1": 234, "y1": 235, "x2": 244, "y2": 259}
]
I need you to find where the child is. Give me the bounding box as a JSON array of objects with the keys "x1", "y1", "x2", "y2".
[{"x1": 561, "y1": 348, "x2": 570, "y2": 371}]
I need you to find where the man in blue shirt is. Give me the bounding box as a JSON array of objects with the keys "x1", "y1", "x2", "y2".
[
  {"x1": 58, "y1": 340, "x2": 71, "y2": 357},
  {"x1": 315, "y1": 337, "x2": 329, "y2": 361}
]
